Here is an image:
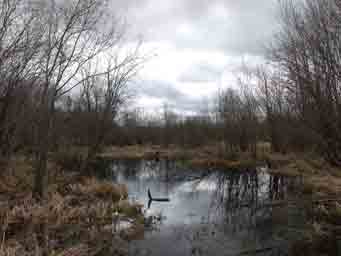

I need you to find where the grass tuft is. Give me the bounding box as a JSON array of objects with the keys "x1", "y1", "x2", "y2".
[{"x1": 0, "y1": 156, "x2": 143, "y2": 256}]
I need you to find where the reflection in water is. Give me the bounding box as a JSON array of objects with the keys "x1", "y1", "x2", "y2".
[{"x1": 108, "y1": 159, "x2": 305, "y2": 256}]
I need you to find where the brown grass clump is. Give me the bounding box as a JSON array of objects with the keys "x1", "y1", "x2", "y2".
[
  {"x1": 99, "y1": 145, "x2": 191, "y2": 161},
  {"x1": 70, "y1": 178, "x2": 128, "y2": 202},
  {"x1": 189, "y1": 157, "x2": 259, "y2": 170},
  {"x1": 0, "y1": 156, "x2": 35, "y2": 195},
  {"x1": 99, "y1": 146, "x2": 153, "y2": 160},
  {"x1": 264, "y1": 153, "x2": 293, "y2": 169},
  {"x1": 116, "y1": 200, "x2": 143, "y2": 218},
  {"x1": 52, "y1": 149, "x2": 85, "y2": 172},
  {"x1": 316, "y1": 201, "x2": 341, "y2": 225},
  {"x1": 0, "y1": 157, "x2": 143, "y2": 256}
]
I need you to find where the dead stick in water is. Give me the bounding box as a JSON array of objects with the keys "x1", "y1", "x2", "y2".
[{"x1": 148, "y1": 189, "x2": 170, "y2": 202}]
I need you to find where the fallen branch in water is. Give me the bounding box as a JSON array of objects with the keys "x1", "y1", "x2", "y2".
[{"x1": 147, "y1": 189, "x2": 170, "y2": 202}]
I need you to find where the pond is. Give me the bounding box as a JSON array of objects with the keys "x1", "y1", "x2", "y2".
[{"x1": 107, "y1": 159, "x2": 309, "y2": 256}]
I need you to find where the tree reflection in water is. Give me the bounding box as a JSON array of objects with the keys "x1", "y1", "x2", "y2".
[
  {"x1": 108, "y1": 159, "x2": 305, "y2": 256},
  {"x1": 191, "y1": 168, "x2": 306, "y2": 255}
]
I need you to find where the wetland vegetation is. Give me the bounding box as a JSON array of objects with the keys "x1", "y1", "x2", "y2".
[{"x1": 1, "y1": 0, "x2": 341, "y2": 255}]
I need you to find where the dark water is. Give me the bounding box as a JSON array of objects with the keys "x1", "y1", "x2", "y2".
[{"x1": 109, "y1": 159, "x2": 308, "y2": 256}]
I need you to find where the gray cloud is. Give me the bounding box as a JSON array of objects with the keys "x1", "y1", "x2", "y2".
[
  {"x1": 139, "y1": 80, "x2": 202, "y2": 112},
  {"x1": 178, "y1": 63, "x2": 222, "y2": 83},
  {"x1": 113, "y1": 0, "x2": 278, "y2": 112},
  {"x1": 115, "y1": 0, "x2": 278, "y2": 56}
]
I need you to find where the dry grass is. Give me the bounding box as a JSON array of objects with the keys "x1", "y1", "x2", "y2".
[
  {"x1": 263, "y1": 152, "x2": 341, "y2": 255},
  {"x1": 289, "y1": 200, "x2": 341, "y2": 256},
  {"x1": 99, "y1": 145, "x2": 210, "y2": 161},
  {"x1": 99, "y1": 145, "x2": 158, "y2": 160},
  {"x1": 0, "y1": 156, "x2": 143, "y2": 256},
  {"x1": 264, "y1": 152, "x2": 341, "y2": 197},
  {"x1": 71, "y1": 178, "x2": 128, "y2": 202},
  {"x1": 263, "y1": 152, "x2": 341, "y2": 198},
  {"x1": 188, "y1": 157, "x2": 259, "y2": 170},
  {"x1": 115, "y1": 200, "x2": 142, "y2": 218},
  {"x1": 99, "y1": 145, "x2": 267, "y2": 171}
]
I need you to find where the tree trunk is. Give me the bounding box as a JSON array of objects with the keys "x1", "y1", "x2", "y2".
[
  {"x1": 33, "y1": 93, "x2": 55, "y2": 199},
  {"x1": 81, "y1": 111, "x2": 109, "y2": 172}
]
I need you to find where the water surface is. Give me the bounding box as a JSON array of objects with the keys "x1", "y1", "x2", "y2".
[{"x1": 109, "y1": 159, "x2": 307, "y2": 256}]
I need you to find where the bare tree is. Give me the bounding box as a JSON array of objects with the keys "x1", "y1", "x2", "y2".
[
  {"x1": 0, "y1": 0, "x2": 42, "y2": 158},
  {"x1": 217, "y1": 72, "x2": 259, "y2": 155},
  {"x1": 237, "y1": 67, "x2": 260, "y2": 155},
  {"x1": 82, "y1": 52, "x2": 143, "y2": 163},
  {"x1": 32, "y1": 0, "x2": 128, "y2": 198},
  {"x1": 256, "y1": 66, "x2": 290, "y2": 152},
  {"x1": 218, "y1": 88, "x2": 243, "y2": 153},
  {"x1": 270, "y1": 0, "x2": 341, "y2": 165}
]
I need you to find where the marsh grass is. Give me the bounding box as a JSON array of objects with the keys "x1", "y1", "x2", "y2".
[
  {"x1": 188, "y1": 157, "x2": 260, "y2": 170},
  {"x1": 289, "y1": 201, "x2": 341, "y2": 256},
  {"x1": 0, "y1": 156, "x2": 143, "y2": 256}
]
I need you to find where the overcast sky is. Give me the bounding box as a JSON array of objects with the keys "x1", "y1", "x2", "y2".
[{"x1": 115, "y1": 0, "x2": 279, "y2": 114}]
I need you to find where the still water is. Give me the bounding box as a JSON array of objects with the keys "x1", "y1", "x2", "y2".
[{"x1": 108, "y1": 159, "x2": 308, "y2": 256}]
